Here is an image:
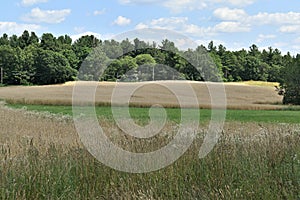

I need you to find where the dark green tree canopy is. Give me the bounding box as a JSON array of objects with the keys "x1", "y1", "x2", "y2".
[
  {"x1": 280, "y1": 55, "x2": 300, "y2": 105},
  {"x1": 33, "y1": 49, "x2": 77, "y2": 85}
]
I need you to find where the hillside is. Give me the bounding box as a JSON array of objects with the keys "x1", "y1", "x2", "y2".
[{"x1": 0, "y1": 81, "x2": 283, "y2": 110}]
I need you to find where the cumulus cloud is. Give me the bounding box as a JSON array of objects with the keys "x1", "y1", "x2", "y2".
[
  {"x1": 113, "y1": 16, "x2": 131, "y2": 26},
  {"x1": 213, "y1": 8, "x2": 300, "y2": 33},
  {"x1": 135, "y1": 17, "x2": 214, "y2": 37},
  {"x1": 21, "y1": 0, "x2": 48, "y2": 6},
  {"x1": 215, "y1": 21, "x2": 250, "y2": 32},
  {"x1": 149, "y1": 17, "x2": 189, "y2": 29},
  {"x1": 135, "y1": 16, "x2": 250, "y2": 37},
  {"x1": 213, "y1": 7, "x2": 248, "y2": 21},
  {"x1": 0, "y1": 22, "x2": 41, "y2": 35},
  {"x1": 135, "y1": 8, "x2": 300, "y2": 38},
  {"x1": 135, "y1": 23, "x2": 149, "y2": 29},
  {"x1": 248, "y1": 12, "x2": 300, "y2": 25},
  {"x1": 22, "y1": 8, "x2": 71, "y2": 24}
]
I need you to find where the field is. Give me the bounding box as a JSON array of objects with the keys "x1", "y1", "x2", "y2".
[
  {"x1": 0, "y1": 81, "x2": 283, "y2": 109},
  {"x1": 0, "y1": 81, "x2": 300, "y2": 199}
]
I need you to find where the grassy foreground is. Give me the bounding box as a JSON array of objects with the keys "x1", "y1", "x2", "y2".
[
  {"x1": 1, "y1": 103, "x2": 299, "y2": 199},
  {"x1": 1, "y1": 124, "x2": 299, "y2": 199}
]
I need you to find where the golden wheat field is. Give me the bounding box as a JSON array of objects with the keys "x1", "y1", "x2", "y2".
[{"x1": 0, "y1": 81, "x2": 283, "y2": 110}]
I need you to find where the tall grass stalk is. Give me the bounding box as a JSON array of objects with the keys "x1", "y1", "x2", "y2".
[{"x1": 1, "y1": 121, "x2": 299, "y2": 199}]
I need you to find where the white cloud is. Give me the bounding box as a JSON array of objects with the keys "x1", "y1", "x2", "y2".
[
  {"x1": 93, "y1": 9, "x2": 106, "y2": 16},
  {"x1": 213, "y1": 9, "x2": 300, "y2": 26},
  {"x1": 133, "y1": 9, "x2": 300, "y2": 44},
  {"x1": 0, "y1": 22, "x2": 41, "y2": 35},
  {"x1": 138, "y1": 17, "x2": 214, "y2": 37},
  {"x1": 248, "y1": 12, "x2": 300, "y2": 26},
  {"x1": 214, "y1": 21, "x2": 251, "y2": 32},
  {"x1": 213, "y1": 8, "x2": 300, "y2": 33},
  {"x1": 184, "y1": 24, "x2": 213, "y2": 35},
  {"x1": 150, "y1": 17, "x2": 189, "y2": 29},
  {"x1": 213, "y1": 7, "x2": 300, "y2": 25},
  {"x1": 174, "y1": 38, "x2": 197, "y2": 49},
  {"x1": 135, "y1": 23, "x2": 149, "y2": 29},
  {"x1": 113, "y1": 16, "x2": 131, "y2": 26},
  {"x1": 22, "y1": 8, "x2": 71, "y2": 24},
  {"x1": 256, "y1": 34, "x2": 276, "y2": 43},
  {"x1": 213, "y1": 7, "x2": 248, "y2": 21},
  {"x1": 279, "y1": 25, "x2": 300, "y2": 33},
  {"x1": 21, "y1": 0, "x2": 48, "y2": 6},
  {"x1": 135, "y1": 17, "x2": 250, "y2": 37}
]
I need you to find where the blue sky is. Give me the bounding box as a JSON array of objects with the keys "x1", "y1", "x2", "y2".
[{"x1": 1, "y1": 0, "x2": 300, "y2": 54}]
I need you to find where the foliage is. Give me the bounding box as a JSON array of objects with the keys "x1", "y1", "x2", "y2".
[
  {"x1": 280, "y1": 55, "x2": 300, "y2": 105},
  {"x1": 135, "y1": 54, "x2": 156, "y2": 65},
  {"x1": 32, "y1": 49, "x2": 77, "y2": 84},
  {"x1": 0, "y1": 45, "x2": 22, "y2": 85},
  {"x1": 78, "y1": 46, "x2": 110, "y2": 81}
]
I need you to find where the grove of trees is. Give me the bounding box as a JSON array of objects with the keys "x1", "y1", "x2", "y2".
[{"x1": 0, "y1": 30, "x2": 299, "y2": 104}]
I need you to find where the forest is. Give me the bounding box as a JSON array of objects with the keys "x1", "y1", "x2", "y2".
[{"x1": 0, "y1": 30, "x2": 299, "y2": 104}]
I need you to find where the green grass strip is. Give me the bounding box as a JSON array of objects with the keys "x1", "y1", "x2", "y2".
[{"x1": 6, "y1": 103, "x2": 300, "y2": 124}]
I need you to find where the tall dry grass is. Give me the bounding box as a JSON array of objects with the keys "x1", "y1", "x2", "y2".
[{"x1": 0, "y1": 105, "x2": 299, "y2": 199}]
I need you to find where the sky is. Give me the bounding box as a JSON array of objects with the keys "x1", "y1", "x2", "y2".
[{"x1": 0, "y1": 0, "x2": 300, "y2": 54}]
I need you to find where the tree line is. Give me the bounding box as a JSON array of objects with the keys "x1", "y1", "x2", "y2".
[{"x1": 0, "y1": 30, "x2": 299, "y2": 104}]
